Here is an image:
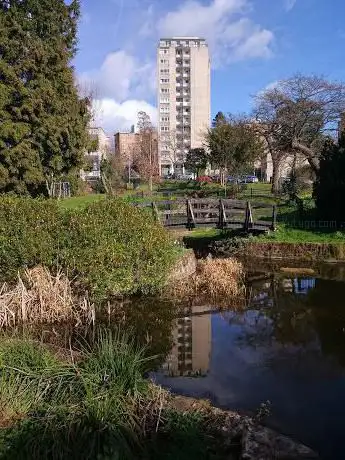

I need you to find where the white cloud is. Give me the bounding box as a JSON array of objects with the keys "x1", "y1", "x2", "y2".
[
  {"x1": 93, "y1": 98, "x2": 157, "y2": 134},
  {"x1": 157, "y1": 0, "x2": 274, "y2": 65},
  {"x1": 80, "y1": 50, "x2": 155, "y2": 102},
  {"x1": 79, "y1": 50, "x2": 157, "y2": 134},
  {"x1": 284, "y1": 0, "x2": 297, "y2": 11}
]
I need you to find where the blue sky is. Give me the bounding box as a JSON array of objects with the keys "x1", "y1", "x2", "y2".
[{"x1": 75, "y1": 0, "x2": 345, "y2": 133}]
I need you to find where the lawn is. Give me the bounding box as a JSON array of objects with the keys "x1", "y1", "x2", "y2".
[
  {"x1": 256, "y1": 225, "x2": 345, "y2": 243},
  {"x1": 182, "y1": 223, "x2": 345, "y2": 245},
  {"x1": 58, "y1": 193, "x2": 106, "y2": 209}
]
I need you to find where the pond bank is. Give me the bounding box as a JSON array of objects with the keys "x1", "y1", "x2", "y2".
[
  {"x1": 185, "y1": 235, "x2": 345, "y2": 262},
  {"x1": 169, "y1": 395, "x2": 319, "y2": 459}
]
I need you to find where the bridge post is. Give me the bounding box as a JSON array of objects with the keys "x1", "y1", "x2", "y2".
[
  {"x1": 271, "y1": 205, "x2": 277, "y2": 231},
  {"x1": 186, "y1": 199, "x2": 195, "y2": 230},
  {"x1": 244, "y1": 201, "x2": 253, "y2": 232},
  {"x1": 218, "y1": 199, "x2": 227, "y2": 229},
  {"x1": 151, "y1": 202, "x2": 160, "y2": 223},
  {"x1": 218, "y1": 199, "x2": 223, "y2": 229}
]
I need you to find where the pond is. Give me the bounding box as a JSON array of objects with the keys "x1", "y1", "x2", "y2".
[
  {"x1": 4, "y1": 262, "x2": 345, "y2": 459},
  {"x1": 149, "y1": 265, "x2": 345, "y2": 460}
]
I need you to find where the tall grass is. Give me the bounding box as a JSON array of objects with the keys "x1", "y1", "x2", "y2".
[
  {"x1": 0, "y1": 267, "x2": 94, "y2": 327},
  {"x1": 167, "y1": 258, "x2": 245, "y2": 303},
  {"x1": 0, "y1": 330, "x2": 233, "y2": 459},
  {"x1": 0, "y1": 330, "x2": 162, "y2": 459}
]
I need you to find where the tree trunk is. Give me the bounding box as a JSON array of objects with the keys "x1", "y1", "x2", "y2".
[
  {"x1": 292, "y1": 139, "x2": 319, "y2": 173},
  {"x1": 271, "y1": 160, "x2": 281, "y2": 194},
  {"x1": 149, "y1": 175, "x2": 153, "y2": 192},
  {"x1": 45, "y1": 177, "x2": 54, "y2": 197}
]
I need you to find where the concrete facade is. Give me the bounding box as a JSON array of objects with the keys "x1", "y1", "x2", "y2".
[
  {"x1": 82, "y1": 127, "x2": 111, "y2": 181},
  {"x1": 157, "y1": 37, "x2": 211, "y2": 176}
]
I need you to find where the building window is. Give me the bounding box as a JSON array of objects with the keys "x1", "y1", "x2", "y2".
[{"x1": 160, "y1": 88, "x2": 169, "y2": 93}]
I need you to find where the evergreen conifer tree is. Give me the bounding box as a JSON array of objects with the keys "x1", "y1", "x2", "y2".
[{"x1": 0, "y1": 0, "x2": 90, "y2": 195}]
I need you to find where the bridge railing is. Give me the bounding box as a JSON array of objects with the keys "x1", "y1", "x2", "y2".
[{"x1": 135, "y1": 198, "x2": 276, "y2": 232}]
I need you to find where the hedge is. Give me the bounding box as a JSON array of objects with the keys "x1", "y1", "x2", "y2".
[{"x1": 0, "y1": 197, "x2": 178, "y2": 300}]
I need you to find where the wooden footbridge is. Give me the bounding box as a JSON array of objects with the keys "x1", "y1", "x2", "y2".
[{"x1": 135, "y1": 198, "x2": 277, "y2": 232}]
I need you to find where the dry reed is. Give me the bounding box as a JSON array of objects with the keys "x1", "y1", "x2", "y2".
[
  {"x1": 167, "y1": 258, "x2": 245, "y2": 301},
  {"x1": 0, "y1": 266, "x2": 95, "y2": 328}
]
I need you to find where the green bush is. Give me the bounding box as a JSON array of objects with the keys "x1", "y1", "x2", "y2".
[
  {"x1": 0, "y1": 197, "x2": 60, "y2": 281},
  {"x1": 314, "y1": 136, "x2": 345, "y2": 225},
  {"x1": 59, "y1": 199, "x2": 177, "y2": 299},
  {"x1": 0, "y1": 197, "x2": 177, "y2": 299}
]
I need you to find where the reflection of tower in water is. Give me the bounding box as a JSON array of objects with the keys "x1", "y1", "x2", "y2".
[{"x1": 163, "y1": 306, "x2": 211, "y2": 377}]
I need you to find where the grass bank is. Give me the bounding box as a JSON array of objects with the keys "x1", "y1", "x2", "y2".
[
  {"x1": 0, "y1": 331, "x2": 233, "y2": 460},
  {"x1": 182, "y1": 221, "x2": 345, "y2": 263}
]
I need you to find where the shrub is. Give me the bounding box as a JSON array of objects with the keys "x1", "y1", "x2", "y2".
[
  {"x1": 314, "y1": 136, "x2": 345, "y2": 225},
  {"x1": 0, "y1": 197, "x2": 177, "y2": 299},
  {"x1": 196, "y1": 175, "x2": 212, "y2": 184},
  {"x1": 0, "y1": 197, "x2": 61, "y2": 281},
  {"x1": 59, "y1": 199, "x2": 177, "y2": 299}
]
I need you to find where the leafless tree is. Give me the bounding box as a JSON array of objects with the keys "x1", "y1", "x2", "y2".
[
  {"x1": 134, "y1": 111, "x2": 158, "y2": 191},
  {"x1": 253, "y1": 122, "x2": 289, "y2": 193},
  {"x1": 253, "y1": 75, "x2": 345, "y2": 177},
  {"x1": 161, "y1": 129, "x2": 183, "y2": 173}
]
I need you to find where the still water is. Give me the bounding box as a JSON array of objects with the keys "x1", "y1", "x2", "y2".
[{"x1": 150, "y1": 269, "x2": 345, "y2": 460}]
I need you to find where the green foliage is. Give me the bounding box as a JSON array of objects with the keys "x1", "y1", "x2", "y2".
[
  {"x1": 98, "y1": 157, "x2": 125, "y2": 195},
  {"x1": 60, "y1": 199, "x2": 177, "y2": 299},
  {"x1": 212, "y1": 111, "x2": 227, "y2": 128},
  {"x1": 314, "y1": 136, "x2": 345, "y2": 225},
  {"x1": 185, "y1": 148, "x2": 208, "y2": 177},
  {"x1": 206, "y1": 114, "x2": 264, "y2": 175},
  {"x1": 80, "y1": 329, "x2": 153, "y2": 396},
  {"x1": 0, "y1": 0, "x2": 90, "y2": 196},
  {"x1": 0, "y1": 197, "x2": 60, "y2": 281},
  {"x1": 0, "y1": 197, "x2": 177, "y2": 299},
  {"x1": 0, "y1": 331, "x2": 231, "y2": 460}
]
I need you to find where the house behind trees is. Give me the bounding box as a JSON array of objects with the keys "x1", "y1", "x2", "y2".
[
  {"x1": 81, "y1": 127, "x2": 111, "y2": 181},
  {"x1": 114, "y1": 131, "x2": 159, "y2": 178}
]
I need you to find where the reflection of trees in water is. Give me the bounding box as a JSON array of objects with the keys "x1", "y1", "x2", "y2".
[
  {"x1": 101, "y1": 298, "x2": 177, "y2": 369},
  {"x1": 228, "y1": 274, "x2": 345, "y2": 368},
  {"x1": 2, "y1": 298, "x2": 178, "y2": 371},
  {"x1": 231, "y1": 275, "x2": 316, "y2": 348},
  {"x1": 305, "y1": 279, "x2": 345, "y2": 366}
]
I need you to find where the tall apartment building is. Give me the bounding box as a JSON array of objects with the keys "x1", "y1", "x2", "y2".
[{"x1": 157, "y1": 37, "x2": 211, "y2": 176}]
